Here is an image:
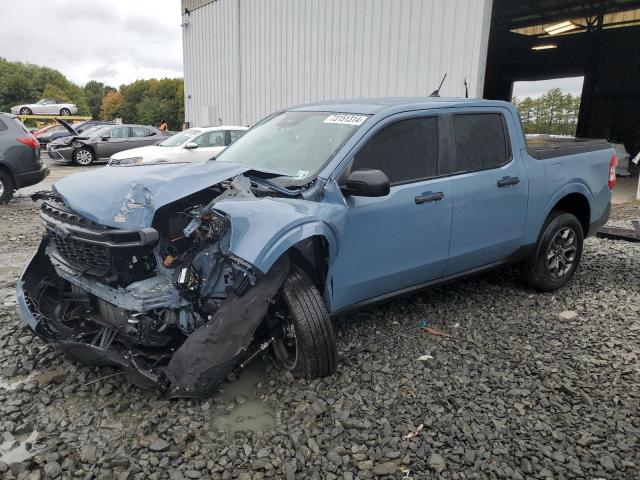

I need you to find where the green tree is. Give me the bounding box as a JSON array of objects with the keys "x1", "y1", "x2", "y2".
[
  {"x1": 84, "y1": 80, "x2": 114, "y2": 119},
  {"x1": 100, "y1": 91, "x2": 123, "y2": 120},
  {"x1": 513, "y1": 88, "x2": 581, "y2": 136}
]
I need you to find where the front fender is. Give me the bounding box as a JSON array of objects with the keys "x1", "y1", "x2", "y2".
[{"x1": 215, "y1": 197, "x2": 345, "y2": 274}]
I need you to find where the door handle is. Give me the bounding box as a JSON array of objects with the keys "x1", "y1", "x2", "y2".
[
  {"x1": 497, "y1": 176, "x2": 520, "y2": 187},
  {"x1": 415, "y1": 191, "x2": 444, "y2": 204}
]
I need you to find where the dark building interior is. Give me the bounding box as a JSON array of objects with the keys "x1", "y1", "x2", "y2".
[{"x1": 485, "y1": 0, "x2": 640, "y2": 164}]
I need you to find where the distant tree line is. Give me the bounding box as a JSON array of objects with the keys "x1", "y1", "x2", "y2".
[
  {"x1": 512, "y1": 88, "x2": 581, "y2": 136},
  {"x1": 0, "y1": 58, "x2": 184, "y2": 130}
]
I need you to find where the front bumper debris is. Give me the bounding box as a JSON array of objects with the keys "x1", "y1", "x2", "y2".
[{"x1": 18, "y1": 237, "x2": 290, "y2": 398}]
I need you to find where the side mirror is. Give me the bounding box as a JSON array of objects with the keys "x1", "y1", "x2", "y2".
[
  {"x1": 184, "y1": 142, "x2": 199, "y2": 150},
  {"x1": 101, "y1": 136, "x2": 109, "y2": 141},
  {"x1": 342, "y1": 169, "x2": 390, "y2": 197}
]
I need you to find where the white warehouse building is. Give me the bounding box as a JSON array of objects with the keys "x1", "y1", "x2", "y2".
[
  {"x1": 181, "y1": 0, "x2": 640, "y2": 183},
  {"x1": 181, "y1": 0, "x2": 493, "y2": 127}
]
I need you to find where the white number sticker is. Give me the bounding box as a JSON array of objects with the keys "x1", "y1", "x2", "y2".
[{"x1": 323, "y1": 114, "x2": 368, "y2": 126}]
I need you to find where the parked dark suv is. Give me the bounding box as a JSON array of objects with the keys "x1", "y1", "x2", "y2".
[{"x1": 0, "y1": 113, "x2": 50, "y2": 203}]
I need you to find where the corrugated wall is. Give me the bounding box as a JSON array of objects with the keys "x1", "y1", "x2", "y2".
[{"x1": 183, "y1": 0, "x2": 493, "y2": 126}]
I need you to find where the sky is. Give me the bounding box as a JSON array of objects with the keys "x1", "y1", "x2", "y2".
[
  {"x1": 512, "y1": 76, "x2": 585, "y2": 99},
  {"x1": 0, "y1": 0, "x2": 183, "y2": 87}
]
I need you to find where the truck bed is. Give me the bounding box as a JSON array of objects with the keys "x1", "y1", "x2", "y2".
[{"x1": 526, "y1": 135, "x2": 611, "y2": 160}]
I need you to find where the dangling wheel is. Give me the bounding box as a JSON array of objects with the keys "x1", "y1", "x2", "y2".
[{"x1": 267, "y1": 265, "x2": 337, "y2": 379}]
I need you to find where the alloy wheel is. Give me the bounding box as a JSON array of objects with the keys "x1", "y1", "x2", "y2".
[
  {"x1": 75, "y1": 149, "x2": 93, "y2": 165},
  {"x1": 546, "y1": 227, "x2": 577, "y2": 279},
  {"x1": 0, "y1": 178, "x2": 5, "y2": 198}
]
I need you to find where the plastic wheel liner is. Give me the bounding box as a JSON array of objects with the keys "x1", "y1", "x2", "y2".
[
  {"x1": 18, "y1": 235, "x2": 290, "y2": 399},
  {"x1": 164, "y1": 254, "x2": 289, "y2": 398}
]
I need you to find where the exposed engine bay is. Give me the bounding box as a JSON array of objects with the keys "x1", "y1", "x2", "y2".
[{"x1": 19, "y1": 176, "x2": 292, "y2": 398}]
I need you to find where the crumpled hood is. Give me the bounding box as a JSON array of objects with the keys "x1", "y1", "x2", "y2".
[{"x1": 54, "y1": 162, "x2": 250, "y2": 229}]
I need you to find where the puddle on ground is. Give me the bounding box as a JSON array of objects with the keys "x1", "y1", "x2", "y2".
[
  {"x1": 0, "y1": 368, "x2": 65, "y2": 391},
  {"x1": 0, "y1": 430, "x2": 39, "y2": 464},
  {"x1": 211, "y1": 364, "x2": 275, "y2": 433}
]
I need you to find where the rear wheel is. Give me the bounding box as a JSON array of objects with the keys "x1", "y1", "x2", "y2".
[
  {"x1": 0, "y1": 170, "x2": 14, "y2": 204},
  {"x1": 523, "y1": 211, "x2": 584, "y2": 291},
  {"x1": 19, "y1": 107, "x2": 32, "y2": 115},
  {"x1": 60, "y1": 108, "x2": 71, "y2": 116},
  {"x1": 73, "y1": 147, "x2": 95, "y2": 166},
  {"x1": 267, "y1": 265, "x2": 337, "y2": 379}
]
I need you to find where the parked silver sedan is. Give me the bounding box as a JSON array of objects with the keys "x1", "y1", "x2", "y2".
[
  {"x1": 47, "y1": 124, "x2": 173, "y2": 166},
  {"x1": 11, "y1": 98, "x2": 78, "y2": 116}
]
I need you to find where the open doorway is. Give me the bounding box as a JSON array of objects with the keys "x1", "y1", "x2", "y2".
[{"x1": 511, "y1": 76, "x2": 584, "y2": 136}]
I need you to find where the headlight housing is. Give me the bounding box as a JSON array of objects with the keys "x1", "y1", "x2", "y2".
[{"x1": 109, "y1": 156, "x2": 143, "y2": 166}]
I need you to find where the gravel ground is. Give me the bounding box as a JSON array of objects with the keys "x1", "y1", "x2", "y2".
[{"x1": 0, "y1": 186, "x2": 638, "y2": 479}]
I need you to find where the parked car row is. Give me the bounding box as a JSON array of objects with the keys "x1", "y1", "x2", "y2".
[{"x1": 10, "y1": 98, "x2": 78, "y2": 116}]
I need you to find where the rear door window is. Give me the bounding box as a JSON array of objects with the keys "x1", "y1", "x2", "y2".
[
  {"x1": 452, "y1": 113, "x2": 510, "y2": 173},
  {"x1": 352, "y1": 117, "x2": 438, "y2": 185},
  {"x1": 131, "y1": 127, "x2": 154, "y2": 137}
]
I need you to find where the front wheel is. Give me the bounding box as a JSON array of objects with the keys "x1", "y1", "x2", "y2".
[
  {"x1": 268, "y1": 266, "x2": 337, "y2": 379},
  {"x1": 523, "y1": 211, "x2": 584, "y2": 291},
  {"x1": 19, "y1": 107, "x2": 32, "y2": 115},
  {"x1": 72, "y1": 147, "x2": 95, "y2": 166},
  {"x1": 60, "y1": 108, "x2": 71, "y2": 116}
]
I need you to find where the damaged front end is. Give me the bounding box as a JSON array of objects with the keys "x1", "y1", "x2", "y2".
[{"x1": 18, "y1": 182, "x2": 289, "y2": 398}]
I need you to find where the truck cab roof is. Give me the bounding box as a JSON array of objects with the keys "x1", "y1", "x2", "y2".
[{"x1": 288, "y1": 97, "x2": 514, "y2": 115}]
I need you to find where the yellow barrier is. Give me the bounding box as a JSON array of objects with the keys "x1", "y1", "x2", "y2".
[{"x1": 18, "y1": 115, "x2": 93, "y2": 122}]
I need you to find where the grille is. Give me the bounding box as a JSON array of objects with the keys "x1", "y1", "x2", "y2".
[
  {"x1": 50, "y1": 232, "x2": 111, "y2": 276},
  {"x1": 41, "y1": 201, "x2": 107, "y2": 229}
]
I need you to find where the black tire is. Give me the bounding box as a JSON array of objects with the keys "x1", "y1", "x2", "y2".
[
  {"x1": 72, "y1": 147, "x2": 95, "y2": 166},
  {"x1": 19, "y1": 107, "x2": 32, "y2": 115},
  {"x1": 0, "y1": 170, "x2": 14, "y2": 204},
  {"x1": 60, "y1": 108, "x2": 71, "y2": 116},
  {"x1": 270, "y1": 265, "x2": 337, "y2": 379},
  {"x1": 523, "y1": 211, "x2": 584, "y2": 291}
]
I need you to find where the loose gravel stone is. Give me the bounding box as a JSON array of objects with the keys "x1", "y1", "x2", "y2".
[{"x1": 0, "y1": 172, "x2": 638, "y2": 479}]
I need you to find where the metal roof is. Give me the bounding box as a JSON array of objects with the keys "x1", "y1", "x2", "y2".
[{"x1": 492, "y1": 0, "x2": 640, "y2": 29}]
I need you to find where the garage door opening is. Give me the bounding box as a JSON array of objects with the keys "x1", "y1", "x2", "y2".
[
  {"x1": 512, "y1": 76, "x2": 584, "y2": 136},
  {"x1": 484, "y1": 1, "x2": 640, "y2": 158}
]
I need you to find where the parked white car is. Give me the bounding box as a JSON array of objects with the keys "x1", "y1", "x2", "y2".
[
  {"x1": 108, "y1": 126, "x2": 248, "y2": 165},
  {"x1": 10, "y1": 98, "x2": 78, "y2": 116}
]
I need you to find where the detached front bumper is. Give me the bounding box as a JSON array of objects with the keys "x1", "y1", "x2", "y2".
[{"x1": 17, "y1": 236, "x2": 290, "y2": 398}]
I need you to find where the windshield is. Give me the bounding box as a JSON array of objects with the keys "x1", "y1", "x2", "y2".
[
  {"x1": 217, "y1": 111, "x2": 367, "y2": 180},
  {"x1": 158, "y1": 129, "x2": 201, "y2": 147}
]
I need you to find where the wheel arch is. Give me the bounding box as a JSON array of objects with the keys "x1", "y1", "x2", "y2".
[
  {"x1": 0, "y1": 163, "x2": 15, "y2": 187},
  {"x1": 251, "y1": 222, "x2": 338, "y2": 291},
  {"x1": 73, "y1": 143, "x2": 96, "y2": 158},
  {"x1": 548, "y1": 191, "x2": 591, "y2": 235}
]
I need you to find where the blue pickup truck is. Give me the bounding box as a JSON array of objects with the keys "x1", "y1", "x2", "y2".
[{"x1": 18, "y1": 98, "x2": 617, "y2": 397}]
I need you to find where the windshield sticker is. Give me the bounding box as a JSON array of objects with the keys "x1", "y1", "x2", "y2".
[
  {"x1": 295, "y1": 170, "x2": 309, "y2": 179},
  {"x1": 323, "y1": 114, "x2": 367, "y2": 126}
]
